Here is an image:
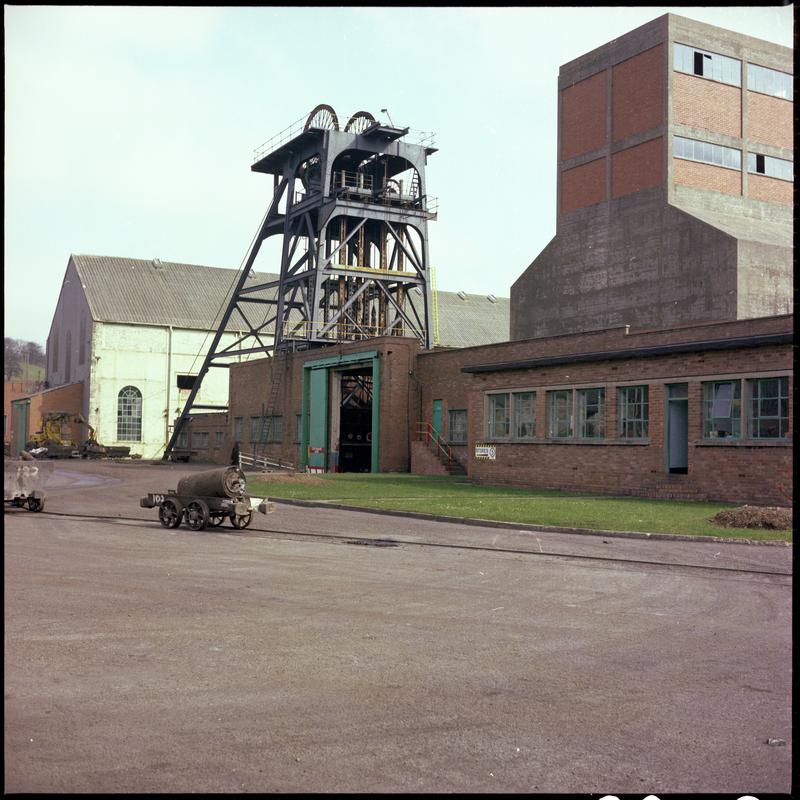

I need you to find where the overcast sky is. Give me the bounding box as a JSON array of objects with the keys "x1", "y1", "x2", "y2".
[{"x1": 4, "y1": 4, "x2": 793, "y2": 346}]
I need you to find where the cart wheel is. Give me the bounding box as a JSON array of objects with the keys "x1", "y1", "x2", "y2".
[
  {"x1": 230, "y1": 510, "x2": 253, "y2": 530},
  {"x1": 210, "y1": 514, "x2": 226, "y2": 527},
  {"x1": 27, "y1": 496, "x2": 44, "y2": 512},
  {"x1": 185, "y1": 499, "x2": 210, "y2": 531},
  {"x1": 158, "y1": 498, "x2": 182, "y2": 529}
]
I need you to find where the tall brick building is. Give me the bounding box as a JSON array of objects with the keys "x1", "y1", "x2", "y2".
[
  {"x1": 511, "y1": 14, "x2": 793, "y2": 339},
  {"x1": 187, "y1": 14, "x2": 792, "y2": 506}
]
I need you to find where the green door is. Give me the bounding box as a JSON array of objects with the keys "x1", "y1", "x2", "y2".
[
  {"x1": 432, "y1": 399, "x2": 443, "y2": 441},
  {"x1": 307, "y1": 368, "x2": 328, "y2": 471},
  {"x1": 11, "y1": 399, "x2": 29, "y2": 455}
]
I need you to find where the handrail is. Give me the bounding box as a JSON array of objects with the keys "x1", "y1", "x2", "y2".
[
  {"x1": 239, "y1": 450, "x2": 294, "y2": 471},
  {"x1": 415, "y1": 422, "x2": 453, "y2": 468},
  {"x1": 253, "y1": 113, "x2": 437, "y2": 166}
]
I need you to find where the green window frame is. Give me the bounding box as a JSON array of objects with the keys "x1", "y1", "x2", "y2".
[
  {"x1": 547, "y1": 390, "x2": 573, "y2": 439},
  {"x1": 618, "y1": 385, "x2": 649, "y2": 439},
  {"x1": 702, "y1": 380, "x2": 741, "y2": 439},
  {"x1": 487, "y1": 393, "x2": 510, "y2": 439},
  {"x1": 233, "y1": 416, "x2": 243, "y2": 442},
  {"x1": 748, "y1": 377, "x2": 789, "y2": 439}
]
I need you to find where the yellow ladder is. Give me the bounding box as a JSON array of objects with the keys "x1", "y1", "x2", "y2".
[{"x1": 430, "y1": 265, "x2": 441, "y2": 347}]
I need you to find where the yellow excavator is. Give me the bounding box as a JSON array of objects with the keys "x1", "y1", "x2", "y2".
[{"x1": 26, "y1": 413, "x2": 130, "y2": 459}]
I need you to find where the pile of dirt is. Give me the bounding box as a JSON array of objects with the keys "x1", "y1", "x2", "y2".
[
  {"x1": 252, "y1": 472, "x2": 329, "y2": 486},
  {"x1": 711, "y1": 505, "x2": 792, "y2": 530}
]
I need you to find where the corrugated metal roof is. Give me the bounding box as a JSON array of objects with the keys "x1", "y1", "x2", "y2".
[
  {"x1": 71, "y1": 254, "x2": 278, "y2": 333},
  {"x1": 436, "y1": 291, "x2": 510, "y2": 348},
  {"x1": 70, "y1": 254, "x2": 510, "y2": 347}
]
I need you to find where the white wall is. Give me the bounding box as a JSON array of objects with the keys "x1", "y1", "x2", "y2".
[{"x1": 89, "y1": 322, "x2": 265, "y2": 459}]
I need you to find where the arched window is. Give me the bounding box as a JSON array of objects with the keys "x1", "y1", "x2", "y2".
[{"x1": 117, "y1": 386, "x2": 142, "y2": 441}]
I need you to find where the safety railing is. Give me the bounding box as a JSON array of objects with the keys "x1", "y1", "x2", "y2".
[
  {"x1": 332, "y1": 170, "x2": 374, "y2": 192},
  {"x1": 416, "y1": 422, "x2": 454, "y2": 470},
  {"x1": 282, "y1": 319, "x2": 421, "y2": 342},
  {"x1": 253, "y1": 113, "x2": 436, "y2": 166},
  {"x1": 239, "y1": 450, "x2": 294, "y2": 471}
]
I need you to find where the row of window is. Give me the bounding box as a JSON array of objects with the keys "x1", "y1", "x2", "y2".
[
  {"x1": 674, "y1": 42, "x2": 792, "y2": 100},
  {"x1": 472, "y1": 377, "x2": 789, "y2": 443},
  {"x1": 703, "y1": 377, "x2": 789, "y2": 439},
  {"x1": 674, "y1": 136, "x2": 793, "y2": 182},
  {"x1": 483, "y1": 387, "x2": 634, "y2": 441}
]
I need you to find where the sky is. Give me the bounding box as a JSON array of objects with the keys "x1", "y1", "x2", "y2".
[{"x1": 4, "y1": 4, "x2": 794, "y2": 346}]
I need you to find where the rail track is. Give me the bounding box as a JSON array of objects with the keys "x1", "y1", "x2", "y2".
[{"x1": 10, "y1": 508, "x2": 792, "y2": 581}]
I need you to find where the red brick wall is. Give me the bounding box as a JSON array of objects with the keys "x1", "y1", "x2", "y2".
[
  {"x1": 673, "y1": 73, "x2": 741, "y2": 138},
  {"x1": 560, "y1": 157, "x2": 607, "y2": 214},
  {"x1": 673, "y1": 158, "x2": 742, "y2": 196},
  {"x1": 611, "y1": 137, "x2": 663, "y2": 199},
  {"x1": 27, "y1": 383, "x2": 85, "y2": 444},
  {"x1": 4, "y1": 380, "x2": 46, "y2": 446},
  {"x1": 560, "y1": 71, "x2": 607, "y2": 160},
  {"x1": 416, "y1": 316, "x2": 793, "y2": 505},
  {"x1": 747, "y1": 92, "x2": 793, "y2": 149},
  {"x1": 217, "y1": 337, "x2": 419, "y2": 472},
  {"x1": 612, "y1": 45, "x2": 664, "y2": 141},
  {"x1": 748, "y1": 173, "x2": 793, "y2": 205}
]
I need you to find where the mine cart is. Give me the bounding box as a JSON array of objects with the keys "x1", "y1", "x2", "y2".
[
  {"x1": 140, "y1": 466, "x2": 275, "y2": 531},
  {"x1": 4, "y1": 458, "x2": 54, "y2": 512}
]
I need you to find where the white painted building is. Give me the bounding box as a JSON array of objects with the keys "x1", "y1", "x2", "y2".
[{"x1": 45, "y1": 255, "x2": 276, "y2": 459}]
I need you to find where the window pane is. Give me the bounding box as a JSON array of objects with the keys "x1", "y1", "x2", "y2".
[
  {"x1": 487, "y1": 394, "x2": 509, "y2": 438},
  {"x1": 578, "y1": 388, "x2": 604, "y2": 438},
  {"x1": 513, "y1": 392, "x2": 535, "y2": 438},
  {"x1": 547, "y1": 390, "x2": 573, "y2": 438},
  {"x1": 619, "y1": 385, "x2": 649, "y2": 438},
  {"x1": 449, "y1": 409, "x2": 468, "y2": 444},
  {"x1": 749, "y1": 376, "x2": 788, "y2": 439},
  {"x1": 117, "y1": 385, "x2": 142, "y2": 442},
  {"x1": 712, "y1": 383, "x2": 733, "y2": 417},
  {"x1": 703, "y1": 381, "x2": 741, "y2": 438}
]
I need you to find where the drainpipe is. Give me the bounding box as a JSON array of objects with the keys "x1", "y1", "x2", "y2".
[{"x1": 165, "y1": 325, "x2": 173, "y2": 448}]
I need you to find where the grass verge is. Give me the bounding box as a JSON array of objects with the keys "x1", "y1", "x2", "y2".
[{"x1": 247, "y1": 473, "x2": 792, "y2": 542}]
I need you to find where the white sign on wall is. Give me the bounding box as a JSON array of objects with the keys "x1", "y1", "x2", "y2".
[{"x1": 474, "y1": 443, "x2": 496, "y2": 461}]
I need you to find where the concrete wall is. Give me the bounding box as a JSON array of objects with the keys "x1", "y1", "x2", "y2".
[{"x1": 511, "y1": 187, "x2": 739, "y2": 340}]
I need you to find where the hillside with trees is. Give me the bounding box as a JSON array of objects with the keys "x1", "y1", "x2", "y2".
[{"x1": 4, "y1": 338, "x2": 46, "y2": 382}]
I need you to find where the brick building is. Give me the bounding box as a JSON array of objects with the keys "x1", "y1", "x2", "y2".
[
  {"x1": 511, "y1": 14, "x2": 793, "y2": 339},
  {"x1": 187, "y1": 14, "x2": 791, "y2": 506}
]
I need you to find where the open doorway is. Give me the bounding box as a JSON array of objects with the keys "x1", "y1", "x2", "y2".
[{"x1": 337, "y1": 367, "x2": 373, "y2": 472}]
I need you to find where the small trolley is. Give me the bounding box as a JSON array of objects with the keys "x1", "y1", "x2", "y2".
[
  {"x1": 140, "y1": 466, "x2": 274, "y2": 531},
  {"x1": 4, "y1": 458, "x2": 53, "y2": 512}
]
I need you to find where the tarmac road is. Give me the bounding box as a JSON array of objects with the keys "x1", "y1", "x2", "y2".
[{"x1": 3, "y1": 460, "x2": 792, "y2": 793}]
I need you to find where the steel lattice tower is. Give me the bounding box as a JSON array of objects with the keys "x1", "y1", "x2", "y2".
[{"x1": 163, "y1": 105, "x2": 438, "y2": 459}]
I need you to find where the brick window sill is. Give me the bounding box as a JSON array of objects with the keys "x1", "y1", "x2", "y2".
[
  {"x1": 482, "y1": 438, "x2": 650, "y2": 446},
  {"x1": 694, "y1": 439, "x2": 791, "y2": 447}
]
